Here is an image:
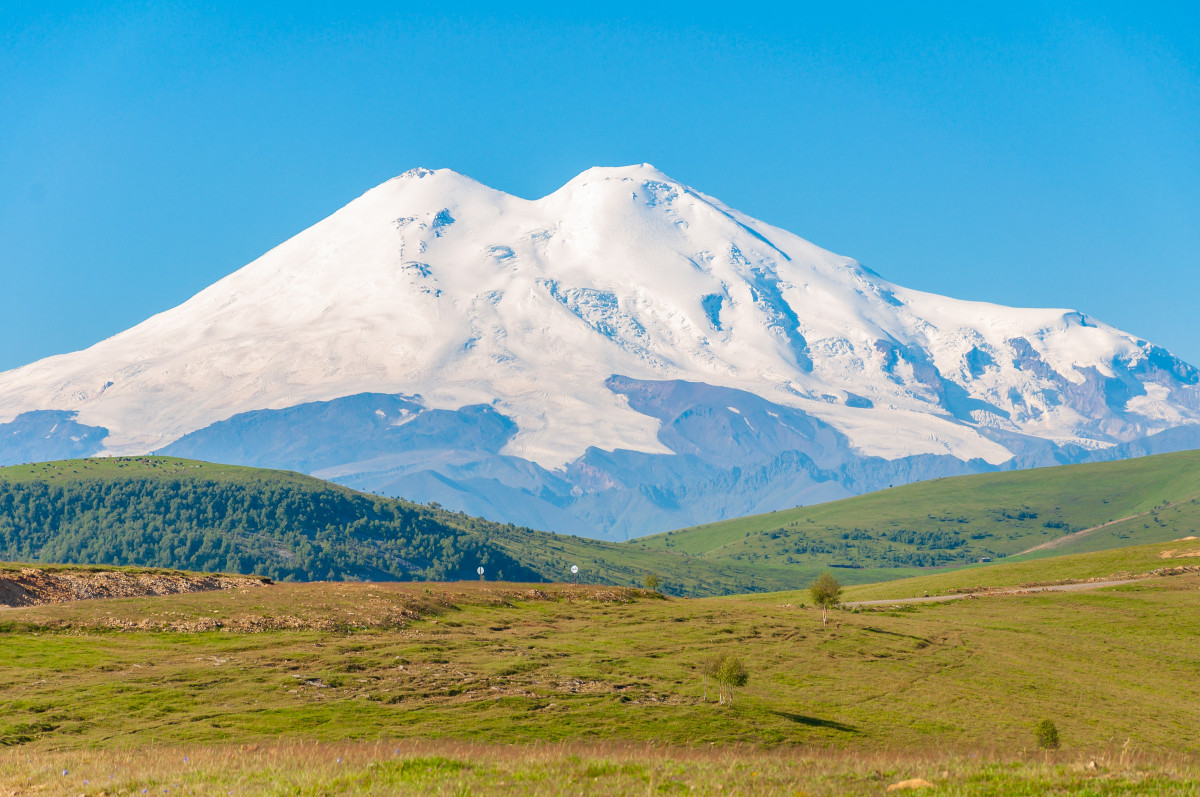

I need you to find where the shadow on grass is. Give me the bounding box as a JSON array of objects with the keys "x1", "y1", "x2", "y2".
[
  {"x1": 770, "y1": 711, "x2": 859, "y2": 734},
  {"x1": 861, "y1": 625, "x2": 924, "y2": 640}
]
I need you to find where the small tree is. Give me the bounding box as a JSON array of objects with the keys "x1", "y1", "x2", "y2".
[
  {"x1": 809, "y1": 571, "x2": 843, "y2": 627},
  {"x1": 643, "y1": 573, "x2": 661, "y2": 592},
  {"x1": 699, "y1": 652, "x2": 750, "y2": 705},
  {"x1": 1035, "y1": 719, "x2": 1060, "y2": 750},
  {"x1": 716, "y1": 654, "x2": 749, "y2": 706}
]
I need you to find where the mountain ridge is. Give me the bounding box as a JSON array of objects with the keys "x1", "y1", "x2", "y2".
[{"x1": 2, "y1": 164, "x2": 1198, "y2": 538}]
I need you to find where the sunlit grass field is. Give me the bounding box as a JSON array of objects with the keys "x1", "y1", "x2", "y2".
[
  {"x1": 634, "y1": 449, "x2": 1200, "y2": 574},
  {"x1": 3, "y1": 538, "x2": 1200, "y2": 793},
  {"x1": 7, "y1": 741, "x2": 1200, "y2": 795},
  {"x1": 837, "y1": 536, "x2": 1200, "y2": 602}
]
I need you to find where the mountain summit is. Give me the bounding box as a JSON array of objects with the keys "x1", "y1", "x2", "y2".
[{"x1": 2, "y1": 165, "x2": 1198, "y2": 538}]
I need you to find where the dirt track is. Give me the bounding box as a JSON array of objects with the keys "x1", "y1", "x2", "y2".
[
  {"x1": 846, "y1": 578, "x2": 1144, "y2": 607},
  {"x1": 1017, "y1": 512, "x2": 1154, "y2": 555}
]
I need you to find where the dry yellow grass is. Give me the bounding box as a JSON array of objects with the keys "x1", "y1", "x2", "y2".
[{"x1": 4, "y1": 739, "x2": 1200, "y2": 796}]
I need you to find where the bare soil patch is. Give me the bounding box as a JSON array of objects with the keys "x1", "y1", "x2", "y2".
[{"x1": 0, "y1": 566, "x2": 269, "y2": 608}]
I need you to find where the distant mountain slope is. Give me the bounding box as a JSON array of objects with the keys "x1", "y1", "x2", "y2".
[
  {"x1": 2, "y1": 165, "x2": 1199, "y2": 538},
  {"x1": 634, "y1": 448, "x2": 1200, "y2": 569}
]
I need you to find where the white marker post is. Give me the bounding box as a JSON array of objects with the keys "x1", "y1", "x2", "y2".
[
  {"x1": 570, "y1": 564, "x2": 579, "y2": 585},
  {"x1": 477, "y1": 566, "x2": 484, "y2": 582}
]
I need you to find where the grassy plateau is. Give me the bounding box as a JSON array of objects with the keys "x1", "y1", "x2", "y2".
[{"x1": 3, "y1": 536, "x2": 1200, "y2": 794}]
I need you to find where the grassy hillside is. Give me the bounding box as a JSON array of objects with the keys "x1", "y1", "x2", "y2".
[
  {"x1": 5, "y1": 450, "x2": 1200, "y2": 598},
  {"x1": 632, "y1": 450, "x2": 1200, "y2": 579},
  {"x1": 2, "y1": 542, "x2": 1199, "y2": 793},
  {"x1": 836, "y1": 536, "x2": 1200, "y2": 602},
  {"x1": 0, "y1": 457, "x2": 815, "y2": 596}
]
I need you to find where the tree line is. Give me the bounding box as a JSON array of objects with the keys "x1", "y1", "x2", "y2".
[{"x1": 0, "y1": 477, "x2": 539, "y2": 582}]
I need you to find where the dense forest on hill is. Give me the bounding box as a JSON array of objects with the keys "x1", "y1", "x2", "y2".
[{"x1": 0, "y1": 465, "x2": 539, "y2": 582}]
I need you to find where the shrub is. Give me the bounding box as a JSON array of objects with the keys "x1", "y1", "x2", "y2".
[
  {"x1": 699, "y1": 652, "x2": 750, "y2": 706},
  {"x1": 1035, "y1": 719, "x2": 1060, "y2": 749},
  {"x1": 716, "y1": 655, "x2": 749, "y2": 706}
]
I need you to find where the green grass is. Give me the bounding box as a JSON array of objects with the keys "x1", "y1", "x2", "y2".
[
  {"x1": 3, "y1": 542, "x2": 1200, "y2": 792},
  {"x1": 633, "y1": 449, "x2": 1200, "y2": 578},
  {"x1": 837, "y1": 538, "x2": 1200, "y2": 602},
  {"x1": 0, "y1": 456, "x2": 315, "y2": 486},
  {"x1": 5, "y1": 742, "x2": 1199, "y2": 795},
  {"x1": 3, "y1": 551, "x2": 1200, "y2": 751}
]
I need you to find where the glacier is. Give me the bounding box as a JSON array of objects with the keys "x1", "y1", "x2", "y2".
[{"x1": 1, "y1": 164, "x2": 1198, "y2": 539}]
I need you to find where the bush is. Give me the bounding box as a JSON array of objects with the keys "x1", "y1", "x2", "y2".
[
  {"x1": 699, "y1": 652, "x2": 750, "y2": 706},
  {"x1": 1035, "y1": 719, "x2": 1060, "y2": 749}
]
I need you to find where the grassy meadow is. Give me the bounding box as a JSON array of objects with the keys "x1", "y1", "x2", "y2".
[
  {"x1": 633, "y1": 449, "x2": 1200, "y2": 577},
  {"x1": 837, "y1": 537, "x2": 1200, "y2": 602},
  {"x1": 3, "y1": 538, "x2": 1200, "y2": 793},
  {"x1": 7, "y1": 741, "x2": 1200, "y2": 795}
]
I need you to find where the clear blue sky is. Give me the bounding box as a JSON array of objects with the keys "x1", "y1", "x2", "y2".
[{"x1": 2, "y1": 2, "x2": 1198, "y2": 371}]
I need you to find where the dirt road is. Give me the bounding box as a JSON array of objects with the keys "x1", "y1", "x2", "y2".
[
  {"x1": 845, "y1": 577, "x2": 1143, "y2": 607},
  {"x1": 1017, "y1": 512, "x2": 1155, "y2": 556}
]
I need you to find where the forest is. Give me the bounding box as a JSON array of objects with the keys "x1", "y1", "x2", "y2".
[{"x1": 0, "y1": 476, "x2": 539, "y2": 582}]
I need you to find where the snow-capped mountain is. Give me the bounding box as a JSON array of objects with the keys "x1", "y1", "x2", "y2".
[{"x1": 3, "y1": 164, "x2": 1199, "y2": 539}]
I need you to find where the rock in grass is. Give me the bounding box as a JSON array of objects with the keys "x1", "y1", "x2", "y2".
[{"x1": 887, "y1": 778, "x2": 935, "y2": 791}]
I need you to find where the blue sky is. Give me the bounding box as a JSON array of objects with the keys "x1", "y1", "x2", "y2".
[{"x1": 2, "y1": 2, "x2": 1198, "y2": 370}]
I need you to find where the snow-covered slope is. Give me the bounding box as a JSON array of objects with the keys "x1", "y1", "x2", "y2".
[{"x1": 2, "y1": 165, "x2": 1198, "y2": 538}]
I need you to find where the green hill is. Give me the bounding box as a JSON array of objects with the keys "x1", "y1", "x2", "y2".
[
  {"x1": 837, "y1": 536, "x2": 1200, "y2": 602},
  {"x1": 0, "y1": 457, "x2": 802, "y2": 595},
  {"x1": 632, "y1": 449, "x2": 1200, "y2": 584},
  {"x1": 4, "y1": 450, "x2": 1200, "y2": 598}
]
